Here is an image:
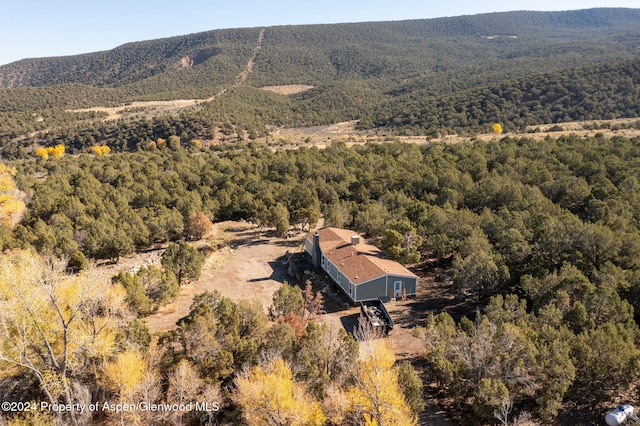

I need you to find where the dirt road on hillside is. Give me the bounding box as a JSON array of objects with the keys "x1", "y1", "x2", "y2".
[{"x1": 68, "y1": 28, "x2": 267, "y2": 120}]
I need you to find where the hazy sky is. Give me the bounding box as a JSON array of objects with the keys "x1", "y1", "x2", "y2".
[{"x1": 1, "y1": 0, "x2": 639, "y2": 65}]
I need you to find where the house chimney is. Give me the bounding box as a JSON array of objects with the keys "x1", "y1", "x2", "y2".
[
  {"x1": 351, "y1": 235, "x2": 360, "y2": 245},
  {"x1": 312, "y1": 232, "x2": 321, "y2": 268}
]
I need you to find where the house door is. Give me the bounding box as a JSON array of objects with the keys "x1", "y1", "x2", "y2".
[{"x1": 394, "y1": 281, "x2": 402, "y2": 298}]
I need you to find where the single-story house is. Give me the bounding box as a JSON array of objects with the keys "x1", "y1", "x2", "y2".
[{"x1": 305, "y1": 227, "x2": 418, "y2": 303}]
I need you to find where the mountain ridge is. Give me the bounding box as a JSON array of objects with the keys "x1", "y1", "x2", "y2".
[{"x1": 2, "y1": 8, "x2": 639, "y2": 92}]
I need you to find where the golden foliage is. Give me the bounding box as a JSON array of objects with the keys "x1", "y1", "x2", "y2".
[
  {"x1": 347, "y1": 341, "x2": 417, "y2": 426},
  {"x1": 41, "y1": 370, "x2": 70, "y2": 401},
  {"x1": 48, "y1": 144, "x2": 65, "y2": 158},
  {"x1": 35, "y1": 144, "x2": 65, "y2": 159},
  {"x1": 0, "y1": 251, "x2": 125, "y2": 401},
  {"x1": 0, "y1": 164, "x2": 17, "y2": 189},
  {"x1": 234, "y1": 356, "x2": 325, "y2": 426},
  {"x1": 492, "y1": 123, "x2": 503, "y2": 134},
  {"x1": 6, "y1": 408, "x2": 54, "y2": 426},
  {"x1": 91, "y1": 145, "x2": 111, "y2": 155},
  {"x1": 102, "y1": 350, "x2": 146, "y2": 397},
  {"x1": 0, "y1": 198, "x2": 25, "y2": 227},
  {"x1": 0, "y1": 164, "x2": 26, "y2": 227},
  {"x1": 35, "y1": 147, "x2": 49, "y2": 159}
]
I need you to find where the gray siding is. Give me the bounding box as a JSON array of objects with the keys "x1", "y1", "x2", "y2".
[
  {"x1": 338, "y1": 272, "x2": 350, "y2": 294},
  {"x1": 355, "y1": 275, "x2": 417, "y2": 302},
  {"x1": 355, "y1": 276, "x2": 388, "y2": 302},
  {"x1": 323, "y1": 259, "x2": 356, "y2": 302},
  {"x1": 326, "y1": 262, "x2": 338, "y2": 281}
]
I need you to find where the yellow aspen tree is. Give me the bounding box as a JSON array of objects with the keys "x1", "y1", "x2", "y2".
[
  {"x1": 0, "y1": 197, "x2": 25, "y2": 226},
  {"x1": 233, "y1": 356, "x2": 325, "y2": 426},
  {"x1": 0, "y1": 163, "x2": 26, "y2": 227},
  {"x1": 53, "y1": 144, "x2": 66, "y2": 158},
  {"x1": 126, "y1": 346, "x2": 164, "y2": 426},
  {"x1": 0, "y1": 251, "x2": 127, "y2": 426},
  {"x1": 347, "y1": 341, "x2": 417, "y2": 426},
  {"x1": 101, "y1": 349, "x2": 147, "y2": 425},
  {"x1": 46, "y1": 144, "x2": 65, "y2": 158},
  {"x1": 102, "y1": 350, "x2": 146, "y2": 397},
  {"x1": 492, "y1": 123, "x2": 503, "y2": 134},
  {"x1": 6, "y1": 408, "x2": 54, "y2": 426},
  {"x1": 0, "y1": 164, "x2": 18, "y2": 192},
  {"x1": 35, "y1": 147, "x2": 49, "y2": 160},
  {"x1": 91, "y1": 145, "x2": 111, "y2": 155}
]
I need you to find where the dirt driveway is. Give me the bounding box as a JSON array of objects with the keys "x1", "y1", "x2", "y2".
[{"x1": 143, "y1": 221, "x2": 303, "y2": 332}]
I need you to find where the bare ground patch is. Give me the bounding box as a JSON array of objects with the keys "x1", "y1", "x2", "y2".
[
  {"x1": 143, "y1": 221, "x2": 305, "y2": 333},
  {"x1": 67, "y1": 99, "x2": 206, "y2": 121},
  {"x1": 261, "y1": 117, "x2": 640, "y2": 150},
  {"x1": 261, "y1": 84, "x2": 314, "y2": 95}
]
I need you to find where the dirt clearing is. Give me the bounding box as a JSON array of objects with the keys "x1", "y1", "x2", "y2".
[
  {"x1": 143, "y1": 221, "x2": 304, "y2": 333},
  {"x1": 261, "y1": 84, "x2": 314, "y2": 95}
]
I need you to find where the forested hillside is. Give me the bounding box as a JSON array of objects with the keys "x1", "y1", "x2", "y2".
[
  {"x1": 2, "y1": 57, "x2": 639, "y2": 160},
  {"x1": 3, "y1": 8, "x2": 640, "y2": 92},
  {"x1": 0, "y1": 28, "x2": 260, "y2": 89},
  {"x1": 364, "y1": 58, "x2": 640, "y2": 134},
  {"x1": 0, "y1": 8, "x2": 639, "y2": 134}
]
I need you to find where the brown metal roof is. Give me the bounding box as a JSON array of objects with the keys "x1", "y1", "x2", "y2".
[{"x1": 306, "y1": 227, "x2": 417, "y2": 285}]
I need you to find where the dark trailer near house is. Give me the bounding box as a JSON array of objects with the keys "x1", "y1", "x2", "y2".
[{"x1": 360, "y1": 299, "x2": 394, "y2": 335}]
